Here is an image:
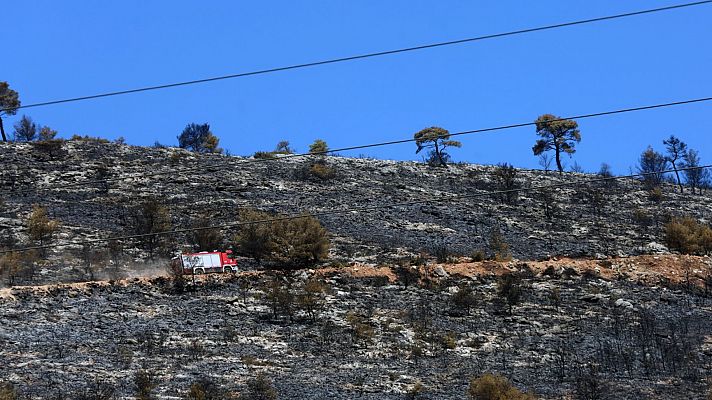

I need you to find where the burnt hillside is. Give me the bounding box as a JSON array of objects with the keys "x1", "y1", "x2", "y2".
[{"x1": 1, "y1": 139, "x2": 710, "y2": 267}]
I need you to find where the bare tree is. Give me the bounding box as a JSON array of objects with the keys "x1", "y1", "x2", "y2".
[{"x1": 663, "y1": 135, "x2": 687, "y2": 193}]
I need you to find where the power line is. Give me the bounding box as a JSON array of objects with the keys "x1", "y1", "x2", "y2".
[
  {"x1": 2, "y1": 164, "x2": 709, "y2": 255},
  {"x1": 3, "y1": 0, "x2": 711, "y2": 113},
  {"x1": 3, "y1": 95, "x2": 711, "y2": 196}
]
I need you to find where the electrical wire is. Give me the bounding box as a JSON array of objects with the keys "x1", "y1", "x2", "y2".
[
  {"x1": 2, "y1": 164, "x2": 709, "y2": 254},
  {"x1": 3, "y1": 0, "x2": 710, "y2": 113},
  {"x1": 3, "y1": 95, "x2": 711, "y2": 196}
]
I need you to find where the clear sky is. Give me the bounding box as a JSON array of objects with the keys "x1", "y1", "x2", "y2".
[{"x1": 4, "y1": 1, "x2": 711, "y2": 174}]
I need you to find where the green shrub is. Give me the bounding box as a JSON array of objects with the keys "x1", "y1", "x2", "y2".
[
  {"x1": 308, "y1": 139, "x2": 329, "y2": 154},
  {"x1": 309, "y1": 162, "x2": 336, "y2": 180},
  {"x1": 665, "y1": 217, "x2": 712, "y2": 255},
  {"x1": 468, "y1": 373, "x2": 535, "y2": 400},
  {"x1": 235, "y1": 209, "x2": 329, "y2": 267},
  {"x1": 270, "y1": 215, "x2": 330, "y2": 265}
]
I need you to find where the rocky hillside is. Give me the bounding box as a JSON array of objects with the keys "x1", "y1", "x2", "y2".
[
  {"x1": 1, "y1": 257, "x2": 710, "y2": 399},
  {"x1": 1, "y1": 139, "x2": 711, "y2": 269},
  {"x1": 1, "y1": 140, "x2": 712, "y2": 399}
]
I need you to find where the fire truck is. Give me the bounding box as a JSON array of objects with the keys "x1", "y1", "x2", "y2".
[{"x1": 172, "y1": 250, "x2": 238, "y2": 275}]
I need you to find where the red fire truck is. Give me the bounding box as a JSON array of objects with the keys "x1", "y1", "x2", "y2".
[{"x1": 172, "y1": 250, "x2": 238, "y2": 274}]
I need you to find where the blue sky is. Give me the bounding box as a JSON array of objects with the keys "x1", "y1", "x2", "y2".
[{"x1": 4, "y1": 1, "x2": 711, "y2": 174}]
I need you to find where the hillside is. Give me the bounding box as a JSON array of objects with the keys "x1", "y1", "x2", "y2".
[
  {"x1": 1, "y1": 139, "x2": 711, "y2": 399},
  {"x1": 1, "y1": 140, "x2": 711, "y2": 270}
]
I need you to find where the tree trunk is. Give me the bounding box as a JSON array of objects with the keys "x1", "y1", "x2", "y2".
[
  {"x1": 0, "y1": 118, "x2": 7, "y2": 142},
  {"x1": 434, "y1": 141, "x2": 445, "y2": 167},
  {"x1": 671, "y1": 161, "x2": 683, "y2": 193},
  {"x1": 555, "y1": 146, "x2": 563, "y2": 175}
]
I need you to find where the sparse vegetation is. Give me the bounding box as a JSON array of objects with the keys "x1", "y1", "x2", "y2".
[
  {"x1": 451, "y1": 284, "x2": 477, "y2": 315},
  {"x1": 468, "y1": 373, "x2": 535, "y2": 400},
  {"x1": 185, "y1": 377, "x2": 229, "y2": 400},
  {"x1": 134, "y1": 369, "x2": 158, "y2": 400},
  {"x1": 242, "y1": 373, "x2": 277, "y2": 400},
  {"x1": 0, "y1": 381, "x2": 17, "y2": 400}
]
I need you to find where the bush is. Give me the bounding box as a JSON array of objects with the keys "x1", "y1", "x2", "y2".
[
  {"x1": 309, "y1": 139, "x2": 329, "y2": 154},
  {"x1": 185, "y1": 377, "x2": 229, "y2": 400},
  {"x1": 177, "y1": 123, "x2": 222, "y2": 153},
  {"x1": 33, "y1": 139, "x2": 65, "y2": 160},
  {"x1": 493, "y1": 163, "x2": 519, "y2": 204},
  {"x1": 27, "y1": 205, "x2": 59, "y2": 247},
  {"x1": 468, "y1": 373, "x2": 535, "y2": 400},
  {"x1": 270, "y1": 215, "x2": 330, "y2": 266},
  {"x1": 134, "y1": 369, "x2": 158, "y2": 400},
  {"x1": 264, "y1": 278, "x2": 294, "y2": 321},
  {"x1": 665, "y1": 217, "x2": 712, "y2": 255},
  {"x1": 346, "y1": 311, "x2": 375, "y2": 343},
  {"x1": 497, "y1": 274, "x2": 523, "y2": 315},
  {"x1": 471, "y1": 250, "x2": 485, "y2": 262},
  {"x1": 297, "y1": 278, "x2": 329, "y2": 321},
  {"x1": 242, "y1": 373, "x2": 277, "y2": 400},
  {"x1": 489, "y1": 227, "x2": 511, "y2": 261},
  {"x1": 309, "y1": 161, "x2": 336, "y2": 180},
  {"x1": 451, "y1": 284, "x2": 477, "y2": 315},
  {"x1": 70, "y1": 134, "x2": 110, "y2": 143},
  {"x1": 0, "y1": 381, "x2": 17, "y2": 400},
  {"x1": 253, "y1": 151, "x2": 275, "y2": 159},
  {"x1": 294, "y1": 158, "x2": 336, "y2": 181},
  {"x1": 235, "y1": 209, "x2": 330, "y2": 267},
  {"x1": 648, "y1": 187, "x2": 664, "y2": 203}
]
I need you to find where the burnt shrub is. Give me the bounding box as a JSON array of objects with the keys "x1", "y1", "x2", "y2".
[
  {"x1": 186, "y1": 377, "x2": 231, "y2": 400},
  {"x1": 242, "y1": 373, "x2": 277, "y2": 400},
  {"x1": 451, "y1": 284, "x2": 477, "y2": 316},
  {"x1": 134, "y1": 369, "x2": 158, "y2": 400},
  {"x1": 497, "y1": 274, "x2": 523, "y2": 315}
]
